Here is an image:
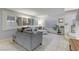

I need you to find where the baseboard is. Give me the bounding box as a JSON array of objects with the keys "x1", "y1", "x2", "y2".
[{"x1": 0, "y1": 37, "x2": 13, "y2": 41}]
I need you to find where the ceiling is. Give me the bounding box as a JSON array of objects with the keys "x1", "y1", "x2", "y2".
[
  {"x1": 8, "y1": 8, "x2": 64, "y2": 17},
  {"x1": 25, "y1": 8, "x2": 64, "y2": 16}
]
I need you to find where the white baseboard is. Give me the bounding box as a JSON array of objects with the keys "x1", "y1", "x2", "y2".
[{"x1": 0, "y1": 37, "x2": 13, "y2": 41}]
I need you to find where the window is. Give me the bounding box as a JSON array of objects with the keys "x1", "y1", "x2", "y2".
[
  {"x1": 28, "y1": 18, "x2": 34, "y2": 25},
  {"x1": 23, "y1": 18, "x2": 28, "y2": 25},
  {"x1": 7, "y1": 16, "x2": 15, "y2": 21},
  {"x1": 16, "y1": 17, "x2": 23, "y2": 26}
]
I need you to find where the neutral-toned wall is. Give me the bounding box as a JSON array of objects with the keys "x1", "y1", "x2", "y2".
[
  {"x1": 64, "y1": 10, "x2": 77, "y2": 35},
  {"x1": 45, "y1": 16, "x2": 57, "y2": 28},
  {"x1": 44, "y1": 13, "x2": 64, "y2": 28}
]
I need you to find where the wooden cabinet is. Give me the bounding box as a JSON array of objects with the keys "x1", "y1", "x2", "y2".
[{"x1": 69, "y1": 39, "x2": 79, "y2": 51}]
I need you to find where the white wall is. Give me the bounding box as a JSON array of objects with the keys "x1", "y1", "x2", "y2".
[
  {"x1": 64, "y1": 10, "x2": 77, "y2": 35},
  {"x1": 45, "y1": 13, "x2": 64, "y2": 28},
  {"x1": 75, "y1": 9, "x2": 79, "y2": 36},
  {"x1": 45, "y1": 16, "x2": 57, "y2": 28}
]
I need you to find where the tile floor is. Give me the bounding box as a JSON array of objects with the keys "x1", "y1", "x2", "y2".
[
  {"x1": 0, "y1": 33, "x2": 69, "y2": 51},
  {"x1": 35, "y1": 33, "x2": 69, "y2": 51}
]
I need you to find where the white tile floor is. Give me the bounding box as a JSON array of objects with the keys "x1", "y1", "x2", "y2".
[
  {"x1": 0, "y1": 33, "x2": 69, "y2": 51},
  {"x1": 35, "y1": 33, "x2": 69, "y2": 51}
]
